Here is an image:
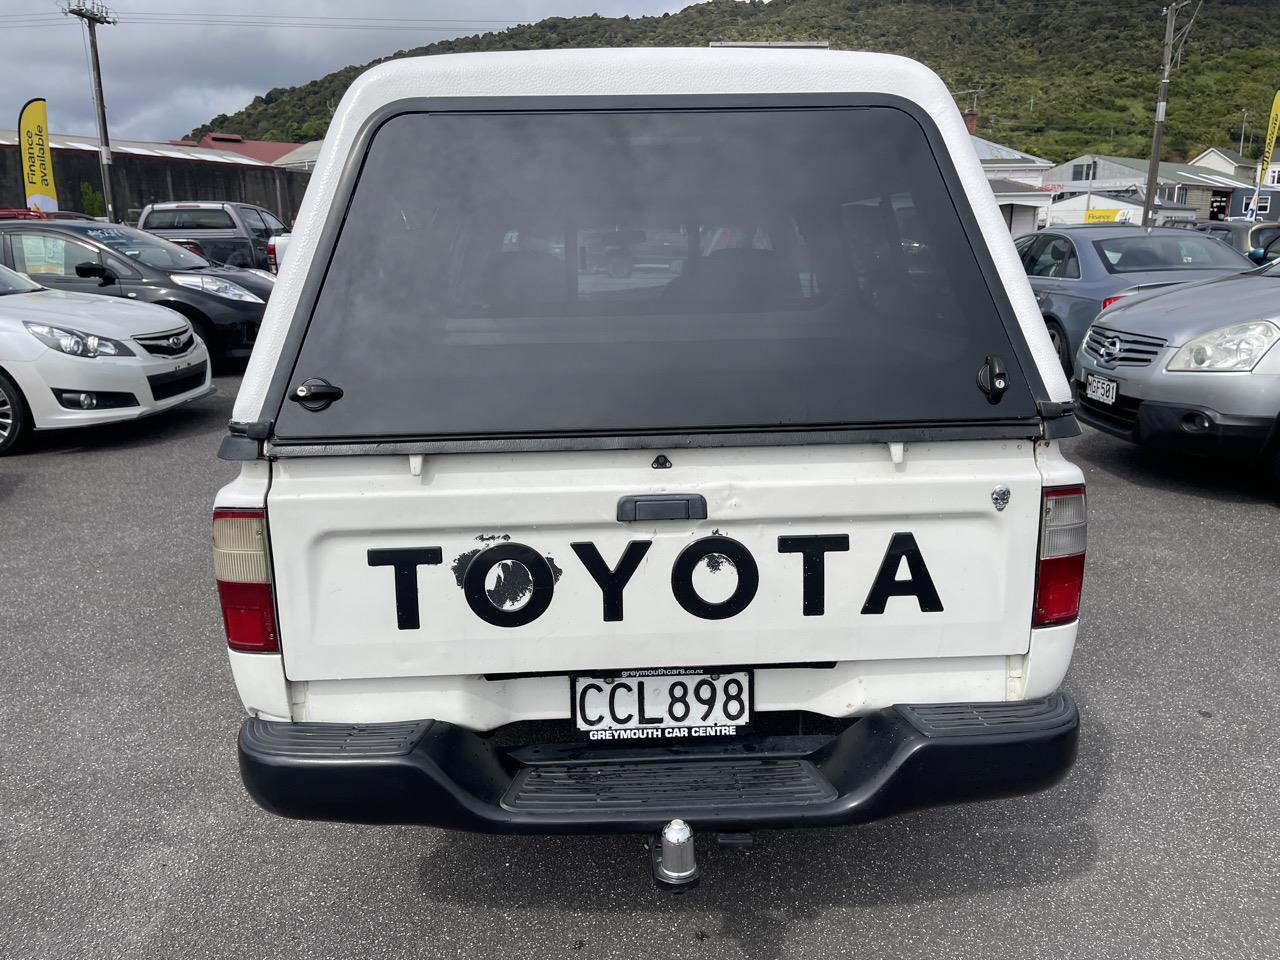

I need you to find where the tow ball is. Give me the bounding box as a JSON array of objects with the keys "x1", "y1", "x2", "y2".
[{"x1": 648, "y1": 819, "x2": 700, "y2": 890}]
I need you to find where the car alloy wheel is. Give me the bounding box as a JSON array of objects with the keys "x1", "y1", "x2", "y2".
[
  {"x1": 0, "y1": 372, "x2": 31, "y2": 455},
  {"x1": 1047, "y1": 322, "x2": 1072, "y2": 375}
]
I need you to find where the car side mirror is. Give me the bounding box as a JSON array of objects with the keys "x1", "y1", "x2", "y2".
[
  {"x1": 74, "y1": 260, "x2": 114, "y2": 284},
  {"x1": 1248, "y1": 247, "x2": 1268, "y2": 264}
]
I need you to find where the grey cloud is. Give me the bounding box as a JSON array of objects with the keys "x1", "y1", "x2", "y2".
[{"x1": 1, "y1": 0, "x2": 688, "y2": 141}]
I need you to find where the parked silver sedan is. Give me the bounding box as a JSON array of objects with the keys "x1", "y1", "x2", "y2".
[{"x1": 1074, "y1": 260, "x2": 1280, "y2": 479}]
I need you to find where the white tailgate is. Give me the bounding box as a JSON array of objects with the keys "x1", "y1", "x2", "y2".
[{"x1": 266, "y1": 440, "x2": 1042, "y2": 681}]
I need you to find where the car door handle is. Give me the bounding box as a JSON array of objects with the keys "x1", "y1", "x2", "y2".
[{"x1": 617, "y1": 494, "x2": 707, "y2": 522}]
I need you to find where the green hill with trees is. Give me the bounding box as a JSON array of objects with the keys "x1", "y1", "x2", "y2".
[{"x1": 188, "y1": 0, "x2": 1280, "y2": 164}]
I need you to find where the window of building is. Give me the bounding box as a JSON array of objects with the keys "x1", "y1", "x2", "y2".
[{"x1": 1070, "y1": 161, "x2": 1097, "y2": 182}]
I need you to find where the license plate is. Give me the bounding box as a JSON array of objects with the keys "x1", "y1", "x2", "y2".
[
  {"x1": 571, "y1": 668, "x2": 752, "y2": 741},
  {"x1": 1085, "y1": 373, "x2": 1117, "y2": 405}
]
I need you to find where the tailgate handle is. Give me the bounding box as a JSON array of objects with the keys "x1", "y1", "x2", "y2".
[
  {"x1": 289, "y1": 377, "x2": 344, "y2": 412},
  {"x1": 617, "y1": 494, "x2": 707, "y2": 522},
  {"x1": 975, "y1": 355, "x2": 1008, "y2": 405}
]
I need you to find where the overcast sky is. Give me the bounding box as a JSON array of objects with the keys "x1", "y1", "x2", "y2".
[{"x1": 3, "y1": 1, "x2": 689, "y2": 141}]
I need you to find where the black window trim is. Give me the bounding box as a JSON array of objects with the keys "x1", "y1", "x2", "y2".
[{"x1": 244, "y1": 93, "x2": 1069, "y2": 458}]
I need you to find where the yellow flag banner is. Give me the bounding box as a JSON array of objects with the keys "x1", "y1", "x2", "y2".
[
  {"x1": 1260, "y1": 90, "x2": 1280, "y2": 187},
  {"x1": 18, "y1": 98, "x2": 58, "y2": 213},
  {"x1": 1250, "y1": 90, "x2": 1280, "y2": 219}
]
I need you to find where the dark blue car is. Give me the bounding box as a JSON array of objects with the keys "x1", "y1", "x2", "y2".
[{"x1": 1014, "y1": 224, "x2": 1252, "y2": 373}]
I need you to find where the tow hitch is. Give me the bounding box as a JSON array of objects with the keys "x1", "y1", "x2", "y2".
[{"x1": 648, "y1": 819, "x2": 699, "y2": 890}]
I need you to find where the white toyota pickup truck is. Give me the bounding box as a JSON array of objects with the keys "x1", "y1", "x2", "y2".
[{"x1": 213, "y1": 47, "x2": 1085, "y2": 884}]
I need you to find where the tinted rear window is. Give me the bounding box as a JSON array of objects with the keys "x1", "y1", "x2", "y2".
[
  {"x1": 142, "y1": 209, "x2": 234, "y2": 230},
  {"x1": 1093, "y1": 234, "x2": 1250, "y2": 273},
  {"x1": 274, "y1": 107, "x2": 1036, "y2": 442}
]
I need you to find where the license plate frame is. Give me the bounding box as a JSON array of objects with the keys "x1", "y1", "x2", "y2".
[
  {"x1": 1085, "y1": 373, "x2": 1118, "y2": 405},
  {"x1": 570, "y1": 667, "x2": 753, "y2": 742}
]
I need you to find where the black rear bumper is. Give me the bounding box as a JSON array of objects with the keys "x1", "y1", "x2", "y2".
[{"x1": 238, "y1": 694, "x2": 1078, "y2": 834}]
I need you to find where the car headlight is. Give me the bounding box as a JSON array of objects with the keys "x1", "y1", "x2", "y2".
[
  {"x1": 1166, "y1": 320, "x2": 1279, "y2": 372},
  {"x1": 171, "y1": 273, "x2": 264, "y2": 303},
  {"x1": 23, "y1": 321, "x2": 135, "y2": 358}
]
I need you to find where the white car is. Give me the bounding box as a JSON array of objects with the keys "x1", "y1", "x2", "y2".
[
  {"x1": 0, "y1": 263, "x2": 212, "y2": 454},
  {"x1": 215, "y1": 48, "x2": 1085, "y2": 887}
]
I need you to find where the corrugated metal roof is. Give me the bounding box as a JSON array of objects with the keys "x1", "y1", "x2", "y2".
[
  {"x1": 970, "y1": 135, "x2": 1052, "y2": 166},
  {"x1": 272, "y1": 140, "x2": 323, "y2": 168},
  {"x1": 1094, "y1": 155, "x2": 1254, "y2": 190},
  {"x1": 0, "y1": 129, "x2": 269, "y2": 166},
  {"x1": 1193, "y1": 146, "x2": 1250, "y2": 166},
  {"x1": 198, "y1": 133, "x2": 301, "y2": 164},
  {"x1": 988, "y1": 178, "x2": 1050, "y2": 195}
]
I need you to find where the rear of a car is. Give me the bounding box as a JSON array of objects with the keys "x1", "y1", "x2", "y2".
[
  {"x1": 214, "y1": 49, "x2": 1084, "y2": 847},
  {"x1": 138, "y1": 203, "x2": 257, "y2": 268}
]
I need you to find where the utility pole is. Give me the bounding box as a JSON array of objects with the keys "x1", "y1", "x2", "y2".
[
  {"x1": 1141, "y1": 3, "x2": 1185, "y2": 226},
  {"x1": 65, "y1": 2, "x2": 117, "y2": 222},
  {"x1": 1239, "y1": 109, "x2": 1248, "y2": 156}
]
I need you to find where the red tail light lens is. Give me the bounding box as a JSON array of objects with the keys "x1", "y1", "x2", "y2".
[
  {"x1": 1034, "y1": 485, "x2": 1086, "y2": 627},
  {"x1": 266, "y1": 238, "x2": 278, "y2": 274},
  {"x1": 1100, "y1": 295, "x2": 1125, "y2": 312},
  {"x1": 213, "y1": 508, "x2": 278, "y2": 652}
]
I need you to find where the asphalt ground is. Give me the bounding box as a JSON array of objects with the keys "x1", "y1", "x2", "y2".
[{"x1": 1, "y1": 371, "x2": 1278, "y2": 960}]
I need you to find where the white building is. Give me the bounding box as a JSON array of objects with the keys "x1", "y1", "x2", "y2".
[
  {"x1": 970, "y1": 135, "x2": 1054, "y2": 187},
  {"x1": 1048, "y1": 190, "x2": 1196, "y2": 226},
  {"x1": 1189, "y1": 146, "x2": 1254, "y2": 181},
  {"x1": 970, "y1": 136, "x2": 1055, "y2": 232}
]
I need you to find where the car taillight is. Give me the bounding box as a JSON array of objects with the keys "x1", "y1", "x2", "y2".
[
  {"x1": 1100, "y1": 295, "x2": 1125, "y2": 312},
  {"x1": 1034, "y1": 485, "x2": 1086, "y2": 627},
  {"x1": 266, "y1": 238, "x2": 277, "y2": 273},
  {"x1": 213, "y1": 508, "x2": 278, "y2": 652}
]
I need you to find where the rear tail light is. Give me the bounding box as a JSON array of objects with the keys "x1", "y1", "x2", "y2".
[
  {"x1": 213, "y1": 508, "x2": 278, "y2": 652},
  {"x1": 266, "y1": 238, "x2": 278, "y2": 274},
  {"x1": 1034, "y1": 485, "x2": 1086, "y2": 627},
  {"x1": 1099, "y1": 294, "x2": 1126, "y2": 312}
]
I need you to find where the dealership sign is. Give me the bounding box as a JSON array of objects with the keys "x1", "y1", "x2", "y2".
[{"x1": 18, "y1": 98, "x2": 59, "y2": 213}]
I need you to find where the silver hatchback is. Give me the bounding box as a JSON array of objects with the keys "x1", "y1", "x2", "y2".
[{"x1": 1074, "y1": 261, "x2": 1280, "y2": 478}]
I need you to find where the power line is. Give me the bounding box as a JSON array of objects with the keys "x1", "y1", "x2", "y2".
[
  {"x1": 111, "y1": 20, "x2": 522, "y2": 32},
  {"x1": 117, "y1": 12, "x2": 524, "y2": 23}
]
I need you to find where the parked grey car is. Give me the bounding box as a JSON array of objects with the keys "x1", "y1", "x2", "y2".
[
  {"x1": 1178, "y1": 219, "x2": 1280, "y2": 262},
  {"x1": 1074, "y1": 261, "x2": 1280, "y2": 479},
  {"x1": 137, "y1": 201, "x2": 289, "y2": 271},
  {"x1": 1015, "y1": 225, "x2": 1253, "y2": 374}
]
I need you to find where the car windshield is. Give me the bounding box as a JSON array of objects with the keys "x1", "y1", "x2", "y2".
[
  {"x1": 0, "y1": 262, "x2": 42, "y2": 294},
  {"x1": 1092, "y1": 234, "x2": 1251, "y2": 273},
  {"x1": 76, "y1": 224, "x2": 210, "y2": 270}
]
